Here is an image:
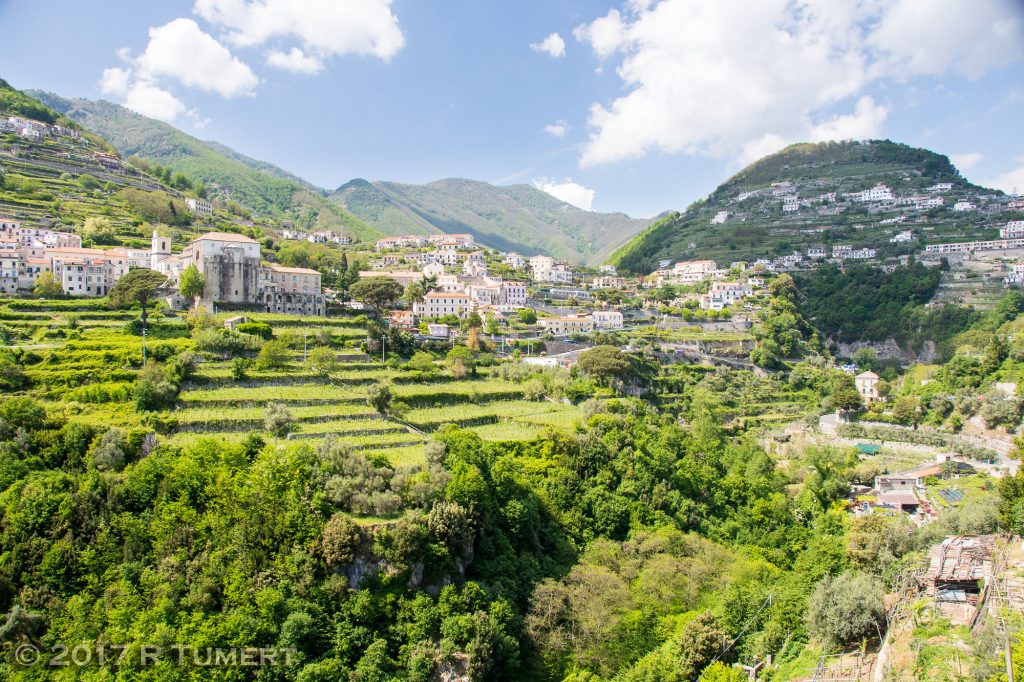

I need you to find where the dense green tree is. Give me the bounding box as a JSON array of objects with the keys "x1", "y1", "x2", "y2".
[
  {"x1": 807, "y1": 572, "x2": 884, "y2": 647},
  {"x1": 108, "y1": 268, "x2": 168, "y2": 336},
  {"x1": 178, "y1": 263, "x2": 205, "y2": 307},
  {"x1": 576, "y1": 345, "x2": 631, "y2": 384},
  {"x1": 32, "y1": 271, "x2": 63, "y2": 298},
  {"x1": 351, "y1": 277, "x2": 404, "y2": 312}
]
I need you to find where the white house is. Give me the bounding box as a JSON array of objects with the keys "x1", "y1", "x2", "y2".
[
  {"x1": 1000, "y1": 221, "x2": 1024, "y2": 239},
  {"x1": 414, "y1": 291, "x2": 471, "y2": 318},
  {"x1": 592, "y1": 310, "x2": 624, "y2": 329},
  {"x1": 711, "y1": 211, "x2": 730, "y2": 225},
  {"x1": 953, "y1": 201, "x2": 976, "y2": 212},
  {"x1": 539, "y1": 315, "x2": 594, "y2": 335},
  {"x1": 185, "y1": 198, "x2": 213, "y2": 216},
  {"x1": 855, "y1": 370, "x2": 881, "y2": 404},
  {"x1": 1005, "y1": 262, "x2": 1024, "y2": 286},
  {"x1": 503, "y1": 252, "x2": 526, "y2": 269},
  {"x1": 890, "y1": 230, "x2": 914, "y2": 243}
]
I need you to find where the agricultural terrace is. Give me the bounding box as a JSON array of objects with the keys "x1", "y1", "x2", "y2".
[{"x1": 0, "y1": 299, "x2": 587, "y2": 471}]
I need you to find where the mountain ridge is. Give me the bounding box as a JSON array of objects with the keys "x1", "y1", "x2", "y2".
[
  {"x1": 330, "y1": 176, "x2": 652, "y2": 264},
  {"x1": 612, "y1": 140, "x2": 1007, "y2": 274},
  {"x1": 32, "y1": 91, "x2": 652, "y2": 263}
]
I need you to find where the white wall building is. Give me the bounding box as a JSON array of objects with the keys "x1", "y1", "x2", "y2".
[
  {"x1": 1000, "y1": 221, "x2": 1024, "y2": 239},
  {"x1": 413, "y1": 291, "x2": 471, "y2": 318},
  {"x1": 592, "y1": 310, "x2": 624, "y2": 329}
]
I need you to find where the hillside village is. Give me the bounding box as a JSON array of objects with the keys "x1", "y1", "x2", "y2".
[{"x1": 3, "y1": 80, "x2": 1024, "y2": 682}]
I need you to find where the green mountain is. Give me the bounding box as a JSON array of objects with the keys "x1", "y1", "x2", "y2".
[
  {"x1": 30, "y1": 90, "x2": 652, "y2": 264},
  {"x1": 613, "y1": 140, "x2": 1008, "y2": 274},
  {"x1": 27, "y1": 91, "x2": 380, "y2": 243},
  {"x1": 331, "y1": 177, "x2": 653, "y2": 265}
]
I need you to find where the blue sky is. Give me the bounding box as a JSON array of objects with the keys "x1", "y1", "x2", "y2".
[{"x1": 2, "y1": 0, "x2": 1023, "y2": 217}]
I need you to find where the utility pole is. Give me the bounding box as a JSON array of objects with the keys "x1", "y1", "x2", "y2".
[
  {"x1": 303, "y1": 332, "x2": 308, "y2": 362},
  {"x1": 382, "y1": 333, "x2": 386, "y2": 363},
  {"x1": 142, "y1": 325, "x2": 147, "y2": 363}
]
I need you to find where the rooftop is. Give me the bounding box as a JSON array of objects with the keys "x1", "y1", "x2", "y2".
[
  {"x1": 195, "y1": 231, "x2": 259, "y2": 244},
  {"x1": 269, "y1": 264, "x2": 320, "y2": 275}
]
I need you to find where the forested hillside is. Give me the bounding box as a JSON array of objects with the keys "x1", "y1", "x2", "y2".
[
  {"x1": 28, "y1": 91, "x2": 380, "y2": 242},
  {"x1": 331, "y1": 178, "x2": 653, "y2": 265}
]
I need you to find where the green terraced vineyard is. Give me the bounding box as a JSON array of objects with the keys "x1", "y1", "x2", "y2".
[{"x1": 1, "y1": 298, "x2": 590, "y2": 469}]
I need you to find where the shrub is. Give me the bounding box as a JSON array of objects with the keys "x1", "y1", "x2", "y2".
[
  {"x1": 807, "y1": 572, "x2": 884, "y2": 647},
  {"x1": 366, "y1": 381, "x2": 393, "y2": 414},
  {"x1": 256, "y1": 339, "x2": 291, "y2": 371},
  {"x1": 306, "y1": 346, "x2": 337, "y2": 377},
  {"x1": 0, "y1": 397, "x2": 47, "y2": 431},
  {"x1": 90, "y1": 428, "x2": 128, "y2": 472},
  {"x1": 231, "y1": 357, "x2": 251, "y2": 381},
  {"x1": 263, "y1": 403, "x2": 294, "y2": 437},
  {"x1": 134, "y1": 361, "x2": 177, "y2": 412},
  {"x1": 320, "y1": 514, "x2": 362, "y2": 567},
  {"x1": 235, "y1": 321, "x2": 273, "y2": 340}
]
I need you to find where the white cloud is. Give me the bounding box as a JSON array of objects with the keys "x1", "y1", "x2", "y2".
[
  {"x1": 543, "y1": 120, "x2": 569, "y2": 137},
  {"x1": 951, "y1": 152, "x2": 984, "y2": 171},
  {"x1": 99, "y1": 18, "x2": 259, "y2": 124},
  {"x1": 137, "y1": 19, "x2": 259, "y2": 98},
  {"x1": 99, "y1": 67, "x2": 131, "y2": 96},
  {"x1": 100, "y1": 66, "x2": 187, "y2": 123},
  {"x1": 573, "y1": 0, "x2": 1024, "y2": 168},
  {"x1": 810, "y1": 96, "x2": 889, "y2": 143},
  {"x1": 983, "y1": 161, "x2": 1024, "y2": 195},
  {"x1": 534, "y1": 178, "x2": 596, "y2": 210},
  {"x1": 868, "y1": 0, "x2": 1024, "y2": 79},
  {"x1": 267, "y1": 47, "x2": 324, "y2": 74},
  {"x1": 194, "y1": 0, "x2": 405, "y2": 62},
  {"x1": 530, "y1": 32, "x2": 566, "y2": 58},
  {"x1": 573, "y1": 9, "x2": 625, "y2": 59}
]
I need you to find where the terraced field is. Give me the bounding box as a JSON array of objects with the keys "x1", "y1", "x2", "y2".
[{"x1": 2, "y1": 300, "x2": 588, "y2": 467}]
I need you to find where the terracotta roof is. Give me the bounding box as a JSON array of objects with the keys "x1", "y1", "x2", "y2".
[
  {"x1": 856, "y1": 370, "x2": 879, "y2": 379},
  {"x1": 269, "y1": 264, "x2": 320, "y2": 275},
  {"x1": 45, "y1": 247, "x2": 117, "y2": 256},
  {"x1": 424, "y1": 291, "x2": 469, "y2": 298},
  {"x1": 195, "y1": 231, "x2": 258, "y2": 244}
]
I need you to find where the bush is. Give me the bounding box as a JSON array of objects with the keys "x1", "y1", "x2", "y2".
[
  {"x1": 807, "y1": 572, "x2": 884, "y2": 647},
  {"x1": 90, "y1": 428, "x2": 128, "y2": 472},
  {"x1": 134, "y1": 361, "x2": 178, "y2": 412},
  {"x1": 320, "y1": 514, "x2": 362, "y2": 567},
  {"x1": 306, "y1": 346, "x2": 337, "y2": 377},
  {"x1": 235, "y1": 321, "x2": 273, "y2": 340},
  {"x1": 263, "y1": 402, "x2": 294, "y2": 437},
  {"x1": 366, "y1": 381, "x2": 393, "y2": 415},
  {"x1": 0, "y1": 397, "x2": 47, "y2": 431},
  {"x1": 256, "y1": 339, "x2": 291, "y2": 371},
  {"x1": 231, "y1": 357, "x2": 251, "y2": 381}
]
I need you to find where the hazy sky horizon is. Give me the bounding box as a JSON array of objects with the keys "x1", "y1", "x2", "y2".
[{"x1": 2, "y1": 0, "x2": 1023, "y2": 218}]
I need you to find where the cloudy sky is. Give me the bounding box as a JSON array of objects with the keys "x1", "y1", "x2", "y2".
[{"x1": 2, "y1": 0, "x2": 1023, "y2": 216}]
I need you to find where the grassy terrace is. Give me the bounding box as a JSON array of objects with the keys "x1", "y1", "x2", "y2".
[{"x1": 2, "y1": 298, "x2": 591, "y2": 468}]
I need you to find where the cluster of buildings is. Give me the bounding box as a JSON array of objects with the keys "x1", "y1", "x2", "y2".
[
  {"x1": 375, "y1": 233, "x2": 476, "y2": 251},
  {"x1": 538, "y1": 310, "x2": 624, "y2": 335},
  {"x1": 1005, "y1": 262, "x2": 1024, "y2": 286},
  {"x1": 924, "y1": 237, "x2": 1024, "y2": 255},
  {"x1": 151, "y1": 231, "x2": 324, "y2": 315},
  {"x1": 1, "y1": 116, "x2": 80, "y2": 141},
  {"x1": 999, "y1": 221, "x2": 1024, "y2": 239},
  {"x1": 699, "y1": 281, "x2": 755, "y2": 310},
  {"x1": 528, "y1": 255, "x2": 575, "y2": 284},
  {"x1": 280, "y1": 228, "x2": 351, "y2": 245},
  {"x1": 0, "y1": 218, "x2": 325, "y2": 314}
]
